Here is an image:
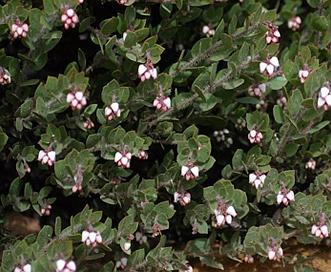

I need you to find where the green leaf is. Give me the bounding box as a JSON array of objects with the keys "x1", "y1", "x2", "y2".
[
  {"x1": 273, "y1": 105, "x2": 285, "y2": 124},
  {"x1": 284, "y1": 143, "x2": 299, "y2": 157},
  {"x1": 36, "y1": 225, "x2": 53, "y2": 247},
  {"x1": 78, "y1": 48, "x2": 86, "y2": 70},
  {"x1": 308, "y1": 121, "x2": 330, "y2": 134},
  {"x1": 307, "y1": 0, "x2": 320, "y2": 8},
  {"x1": 100, "y1": 17, "x2": 119, "y2": 36},
  {"x1": 0, "y1": 128, "x2": 8, "y2": 152},
  {"x1": 312, "y1": 16, "x2": 329, "y2": 32},
  {"x1": 222, "y1": 78, "x2": 244, "y2": 90},
  {"x1": 267, "y1": 76, "x2": 287, "y2": 90}
]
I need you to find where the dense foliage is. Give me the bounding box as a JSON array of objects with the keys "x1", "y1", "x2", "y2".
[{"x1": 1, "y1": 0, "x2": 331, "y2": 271}]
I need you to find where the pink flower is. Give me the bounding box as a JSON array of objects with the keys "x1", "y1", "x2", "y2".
[
  {"x1": 305, "y1": 158, "x2": 316, "y2": 170},
  {"x1": 248, "y1": 129, "x2": 263, "y2": 144},
  {"x1": 0, "y1": 67, "x2": 11, "y2": 85},
  {"x1": 138, "y1": 62, "x2": 158, "y2": 82},
  {"x1": 317, "y1": 86, "x2": 331, "y2": 110},
  {"x1": 11, "y1": 21, "x2": 29, "y2": 39},
  {"x1": 37, "y1": 150, "x2": 56, "y2": 166},
  {"x1": 213, "y1": 202, "x2": 237, "y2": 228},
  {"x1": 56, "y1": 259, "x2": 76, "y2": 272},
  {"x1": 67, "y1": 89, "x2": 87, "y2": 110},
  {"x1": 61, "y1": 8, "x2": 79, "y2": 29},
  {"x1": 248, "y1": 83, "x2": 266, "y2": 97},
  {"x1": 105, "y1": 102, "x2": 121, "y2": 121},
  {"x1": 249, "y1": 172, "x2": 266, "y2": 189},
  {"x1": 259, "y1": 56, "x2": 280, "y2": 76},
  {"x1": 14, "y1": 264, "x2": 31, "y2": 272},
  {"x1": 288, "y1": 16, "x2": 302, "y2": 31},
  {"x1": 81, "y1": 230, "x2": 103, "y2": 247},
  {"x1": 265, "y1": 23, "x2": 281, "y2": 44},
  {"x1": 174, "y1": 191, "x2": 191, "y2": 206},
  {"x1": 181, "y1": 164, "x2": 199, "y2": 180},
  {"x1": 114, "y1": 151, "x2": 132, "y2": 168},
  {"x1": 153, "y1": 94, "x2": 171, "y2": 111}
]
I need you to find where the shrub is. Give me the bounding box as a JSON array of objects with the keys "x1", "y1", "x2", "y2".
[{"x1": 1, "y1": 0, "x2": 331, "y2": 271}]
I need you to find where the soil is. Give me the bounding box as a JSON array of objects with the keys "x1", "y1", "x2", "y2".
[
  {"x1": 192, "y1": 240, "x2": 331, "y2": 272},
  {"x1": 4, "y1": 213, "x2": 331, "y2": 271}
]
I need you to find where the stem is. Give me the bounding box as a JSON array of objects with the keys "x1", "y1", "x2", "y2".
[
  {"x1": 141, "y1": 55, "x2": 258, "y2": 134},
  {"x1": 169, "y1": 24, "x2": 259, "y2": 78}
]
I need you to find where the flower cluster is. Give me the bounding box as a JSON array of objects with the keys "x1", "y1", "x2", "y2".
[
  {"x1": 41, "y1": 204, "x2": 52, "y2": 216},
  {"x1": 61, "y1": 8, "x2": 79, "y2": 29},
  {"x1": 56, "y1": 259, "x2": 76, "y2": 272},
  {"x1": 288, "y1": 16, "x2": 302, "y2": 31},
  {"x1": 115, "y1": 257, "x2": 128, "y2": 269},
  {"x1": 311, "y1": 213, "x2": 329, "y2": 239},
  {"x1": 0, "y1": 68, "x2": 11, "y2": 85},
  {"x1": 244, "y1": 254, "x2": 254, "y2": 264},
  {"x1": 276, "y1": 187, "x2": 295, "y2": 206},
  {"x1": 138, "y1": 61, "x2": 157, "y2": 82},
  {"x1": 305, "y1": 158, "x2": 316, "y2": 170},
  {"x1": 138, "y1": 150, "x2": 147, "y2": 159},
  {"x1": 248, "y1": 129, "x2": 263, "y2": 144},
  {"x1": 213, "y1": 129, "x2": 233, "y2": 147},
  {"x1": 259, "y1": 56, "x2": 280, "y2": 76},
  {"x1": 248, "y1": 83, "x2": 266, "y2": 97},
  {"x1": 37, "y1": 149, "x2": 56, "y2": 166},
  {"x1": 268, "y1": 245, "x2": 283, "y2": 261},
  {"x1": 81, "y1": 230, "x2": 103, "y2": 247},
  {"x1": 317, "y1": 85, "x2": 331, "y2": 111},
  {"x1": 202, "y1": 25, "x2": 215, "y2": 37},
  {"x1": 14, "y1": 264, "x2": 31, "y2": 272},
  {"x1": 174, "y1": 191, "x2": 191, "y2": 206},
  {"x1": 105, "y1": 102, "x2": 121, "y2": 121},
  {"x1": 265, "y1": 23, "x2": 281, "y2": 44},
  {"x1": 66, "y1": 89, "x2": 87, "y2": 111},
  {"x1": 249, "y1": 171, "x2": 266, "y2": 189},
  {"x1": 11, "y1": 21, "x2": 29, "y2": 39},
  {"x1": 298, "y1": 66, "x2": 311, "y2": 84},
  {"x1": 83, "y1": 119, "x2": 94, "y2": 129},
  {"x1": 235, "y1": 117, "x2": 246, "y2": 130},
  {"x1": 181, "y1": 163, "x2": 199, "y2": 181},
  {"x1": 114, "y1": 151, "x2": 132, "y2": 168},
  {"x1": 153, "y1": 94, "x2": 171, "y2": 111},
  {"x1": 213, "y1": 202, "x2": 237, "y2": 227},
  {"x1": 135, "y1": 231, "x2": 147, "y2": 245}
]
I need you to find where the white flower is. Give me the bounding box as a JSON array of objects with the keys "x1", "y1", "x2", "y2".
[
  {"x1": 260, "y1": 56, "x2": 280, "y2": 76},
  {"x1": 23, "y1": 264, "x2": 31, "y2": 272},
  {"x1": 317, "y1": 86, "x2": 331, "y2": 110},
  {"x1": 268, "y1": 249, "x2": 276, "y2": 260},
  {"x1": 138, "y1": 62, "x2": 158, "y2": 82},
  {"x1": 124, "y1": 242, "x2": 131, "y2": 251},
  {"x1": 249, "y1": 172, "x2": 266, "y2": 189},
  {"x1": 181, "y1": 164, "x2": 199, "y2": 180},
  {"x1": 37, "y1": 149, "x2": 56, "y2": 166},
  {"x1": 56, "y1": 259, "x2": 66, "y2": 271},
  {"x1": 105, "y1": 102, "x2": 121, "y2": 120},
  {"x1": 81, "y1": 230, "x2": 89, "y2": 242},
  {"x1": 226, "y1": 205, "x2": 237, "y2": 217},
  {"x1": 321, "y1": 225, "x2": 329, "y2": 237}
]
